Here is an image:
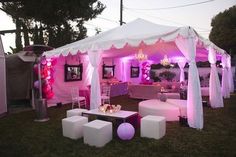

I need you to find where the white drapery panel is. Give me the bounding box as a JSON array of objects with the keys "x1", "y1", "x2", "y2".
[
  {"x1": 177, "y1": 59, "x2": 187, "y2": 82},
  {"x1": 208, "y1": 47, "x2": 224, "y2": 108},
  {"x1": 221, "y1": 54, "x2": 230, "y2": 98},
  {"x1": 227, "y1": 56, "x2": 234, "y2": 93},
  {"x1": 175, "y1": 35, "x2": 203, "y2": 129},
  {"x1": 88, "y1": 50, "x2": 102, "y2": 109}
]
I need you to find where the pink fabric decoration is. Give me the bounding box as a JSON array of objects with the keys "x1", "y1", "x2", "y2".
[{"x1": 41, "y1": 58, "x2": 47, "y2": 65}]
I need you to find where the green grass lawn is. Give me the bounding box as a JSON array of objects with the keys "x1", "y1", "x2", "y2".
[{"x1": 0, "y1": 94, "x2": 236, "y2": 157}]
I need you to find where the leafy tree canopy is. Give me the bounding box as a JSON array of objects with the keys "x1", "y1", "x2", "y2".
[
  {"x1": 0, "y1": 0, "x2": 105, "y2": 51},
  {"x1": 209, "y1": 5, "x2": 236, "y2": 56}
]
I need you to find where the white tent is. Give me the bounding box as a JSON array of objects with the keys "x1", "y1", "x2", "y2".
[
  {"x1": 44, "y1": 19, "x2": 231, "y2": 129},
  {"x1": 0, "y1": 35, "x2": 7, "y2": 115}
]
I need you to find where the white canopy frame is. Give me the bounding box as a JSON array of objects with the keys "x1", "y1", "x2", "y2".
[{"x1": 43, "y1": 19, "x2": 230, "y2": 129}]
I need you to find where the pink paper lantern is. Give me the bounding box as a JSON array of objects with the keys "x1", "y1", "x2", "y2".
[
  {"x1": 117, "y1": 123, "x2": 135, "y2": 140},
  {"x1": 51, "y1": 59, "x2": 57, "y2": 66},
  {"x1": 47, "y1": 62, "x2": 52, "y2": 67},
  {"x1": 45, "y1": 91, "x2": 54, "y2": 99},
  {"x1": 41, "y1": 58, "x2": 47, "y2": 65}
]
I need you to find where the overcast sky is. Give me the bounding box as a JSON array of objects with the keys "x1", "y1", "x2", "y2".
[{"x1": 0, "y1": 0, "x2": 235, "y2": 53}]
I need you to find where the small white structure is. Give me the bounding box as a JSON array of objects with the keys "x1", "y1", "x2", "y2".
[
  {"x1": 83, "y1": 120, "x2": 112, "y2": 147},
  {"x1": 0, "y1": 36, "x2": 7, "y2": 115},
  {"x1": 66, "y1": 108, "x2": 88, "y2": 117},
  {"x1": 62, "y1": 116, "x2": 88, "y2": 139},
  {"x1": 141, "y1": 115, "x2": 166, "y2": 139}
]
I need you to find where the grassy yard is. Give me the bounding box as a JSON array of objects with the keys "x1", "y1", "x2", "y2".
[{"x1": 0, "y1": 94, "x2": 236, "y2": 157}]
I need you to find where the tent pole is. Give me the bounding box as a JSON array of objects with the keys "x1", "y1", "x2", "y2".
[
  {"x1": 34, "y1": 56, "x2": 49, "y2": 122},
  {"x1": 120, "y1": 0, "x2": 123, "y2": 26},
  {"x1": 37, "y1": 57, "x2": 43, "y2": 99}
]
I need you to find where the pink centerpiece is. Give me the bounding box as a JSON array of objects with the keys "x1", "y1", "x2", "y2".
[{"x1": 98, "y1": 104, "x2": 121, "y2": 113}]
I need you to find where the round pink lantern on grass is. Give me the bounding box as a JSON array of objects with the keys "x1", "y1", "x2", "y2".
[{"x1": 117, "y1": 122, "x2": 135, "y2": 140}]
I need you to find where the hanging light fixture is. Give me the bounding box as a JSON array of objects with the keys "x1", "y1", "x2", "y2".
[
  {"x1": 135, "y1": 49, "x2": 147, "y2": 61},
  {"x1": 160, "y1": 55, "x2": 171, "y2": 66}
]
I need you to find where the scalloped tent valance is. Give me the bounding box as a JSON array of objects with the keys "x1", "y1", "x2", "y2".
[{"x1": 43, "y1": 18, "x2": 227, "y2": 58}]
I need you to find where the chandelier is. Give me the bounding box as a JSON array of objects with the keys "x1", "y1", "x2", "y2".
[
  {"x1": 160, "y1": 55, "x2": 171, "y2": 66},
  {"x1": 135, "y1": 49, "x2": 147, "y2": 61}
]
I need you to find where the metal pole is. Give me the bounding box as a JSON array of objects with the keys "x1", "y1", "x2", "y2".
[
  {"x1": 31, "y1": 63, "x2": 35, "y2": 109},
  {"x1": 34, "y1": 56, "x2": 49, "y2": 122},
  {"x1": 120, "y1": 0, "x2": 123, "y2": 26},
  {"x1": 37, "y1": 58, "x2": 43, "y2": 99}
]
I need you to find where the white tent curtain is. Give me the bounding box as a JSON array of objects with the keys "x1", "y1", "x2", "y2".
[
  {"x1": 175, "y1": 35, "x2": 203, "y2": 129},
  {"x1": 177, "y1": 59, "x2": 187, "y2": 82},
  {"x1": 88, "y1": 50, "x2": 102, "y2": 109},
  {"x1": 208, "y1": 47, "x2": 224, "y2": 108},
  {"x1": 221, "y1": 54, "x2": 230, "y2": 98},
  {"x1": 0, "y1": 36, "x2": 7, "y2": 114},
  {"x1": 227, "y1": 55, "x2": 234, "y2": 93}
]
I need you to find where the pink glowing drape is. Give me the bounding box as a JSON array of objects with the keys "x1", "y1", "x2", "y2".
[
  {"x1": 208, "y1": 47, "x2": 223, "y2": 108},
  {"x1": 175, "y1": 35, "x2": 203, "y2": 129},
  {"x1": 177, "y1": 59, "x2": 187, "y2": 82},
  {"x1": 221, "y1": 54, "x2": 230, "y2": 98},
  {"x1": 88, "y1": 50, "x2": 102, "y2": 109},
  {"x1": 227, "y1": 56, "x2": 234, "y2": 93}
]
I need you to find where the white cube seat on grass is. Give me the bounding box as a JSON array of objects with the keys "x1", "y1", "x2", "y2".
[
  {"x1": 62, "y1": 116, "x2": 88, "y2": 139},
  {"x1": 83, "y1": 120, "x2": 112, "y2": 147},
  {"x1": 141, "y1": 115, "x2": 166, "y2": 140},
  {"x1": 67, "y1": 108, "x2": 88, "y2": 117}
]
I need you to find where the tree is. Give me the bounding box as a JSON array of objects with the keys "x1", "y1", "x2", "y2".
[
  {"x1": 209, "y1": 5, "x2": 236, "y2": 56},
  {"x1": 0, "y1": 0, "x2": 105, "y2": 51}
]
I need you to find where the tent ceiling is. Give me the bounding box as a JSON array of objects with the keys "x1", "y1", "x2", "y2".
[
  {"x1": 43, "y1": 18, "x2": 228, "y2": 60},
  {"x1": 101, "y1": 41, "x2": 221, "y2": 62}
]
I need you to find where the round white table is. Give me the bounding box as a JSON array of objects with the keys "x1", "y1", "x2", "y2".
[{"x1": 139, "y1": 99, "x2": 187, "y2": 121}]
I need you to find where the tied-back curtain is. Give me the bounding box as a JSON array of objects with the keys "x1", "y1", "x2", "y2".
[
  {"x1": 175, "y1": 36, "x2": 203, "y2": 129},
  {"x1": 221, "y1": 54, "x2": 230, "y2": 98},
  {"x1": 208, "y1": 47, "x2": 224, "y2": 108},
  {"x1": 177, "y1": 59, "x2": 187, "y2": 82},
  {"x1": 88, "y1": 50, "x2": 102, "y2": 109},
  {"x1": 227, "y1": 55, "x2": 234, "y2": 93}
]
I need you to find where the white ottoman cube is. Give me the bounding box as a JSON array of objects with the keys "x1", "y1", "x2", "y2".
[
  {"x1": 67, "y1": 108, "x2": 88, "y2": 117},
  {"x1": 141, "y1": 115, "x2": 166, "y2": 139},
  {"x1": 83, "y1": 120, "x2": 112, "y2": 147},
  {"x1": 62, "y1": 116, "x2": 88, "y2": 139}
]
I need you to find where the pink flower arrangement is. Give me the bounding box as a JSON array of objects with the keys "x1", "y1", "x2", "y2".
[{"x1": 98, "y1": 104, "x2": 121, "y2": 113}]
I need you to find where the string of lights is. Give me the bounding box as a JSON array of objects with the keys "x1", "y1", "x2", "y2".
[{"x1": 124, "y1": 0, "x2": 215, "y2": 11}]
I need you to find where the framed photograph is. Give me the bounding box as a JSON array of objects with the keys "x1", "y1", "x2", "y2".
[
  {"x1": 64, "y1": 64, "x2": 83, "y2": 82},
  {"x1": 131, "y1": 66, "x2": 140, "y2": 78},
  {"x1": 102, "y1": 64, "x2": 115, "y2": 79}
]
